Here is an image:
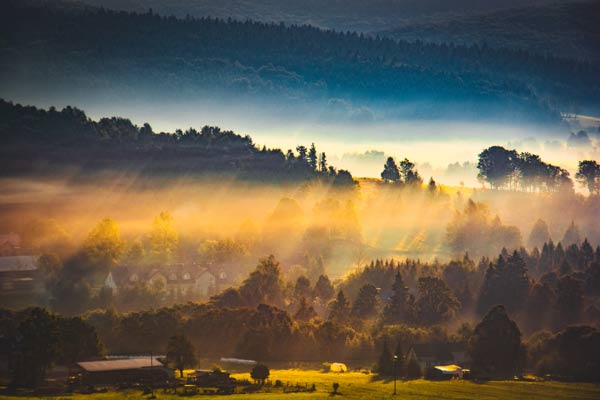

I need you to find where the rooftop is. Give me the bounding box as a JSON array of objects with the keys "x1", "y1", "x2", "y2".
[
  {"x1": 77, "y1": 357, "x2": 163, "y2": 372},
  {"x1": 0, "y1": 256, "x2": 38, "y2": 272}
]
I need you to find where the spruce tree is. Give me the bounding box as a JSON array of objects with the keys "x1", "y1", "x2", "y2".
[
  {"x1": 328, "y1": 290, "x2": 350, "y2": 323},
  {"x1": 377, "y1": 340, "x2": 393, "y2": 376},
  {"x1": 381, "y1": 157, "x2": 400, "y2": 183},
  {"x1": 383, "y1": 272, "x2": 413, "y2": 323}
]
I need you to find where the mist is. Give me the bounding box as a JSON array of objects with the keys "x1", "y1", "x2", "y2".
[
  {"x1": 2, "y1": 170, "x2": 599, "y2": 281},
  {"x1": 4, "y1": 89, "x2": 597, "y2": 186}
]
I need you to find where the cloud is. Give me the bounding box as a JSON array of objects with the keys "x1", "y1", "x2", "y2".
[
  {"x1": 567, "y1": 130, "x2": 593, "y2": 148},
  {"x1": 324, "y1": 98, "x2": 375, "y2": 123}
]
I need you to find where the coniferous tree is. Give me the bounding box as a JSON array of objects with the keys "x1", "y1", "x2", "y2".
[
  {"x1": 523, "y1": 282, "x2": 555, "y2": 333},
  {"x1": 314, "y1": 274, "x2": 335, "y2": 301},
  {"x1": 328, "y1": 290, "x2": 351, "y2": 324},
  {"x1": 562, "y1": 221, "x2": 581, "y2": 247},
  {"x1": 383, "y1": 272, "x2": 413, "y2": 323},
  {"x1": 554, "y1": 275, "x2": 584, "y2": 328},
  {"x1": 308, "y1": 143, "x2": 318, "y2": 170},
  {"x1": 294, "y1": 276, "x2": 312, "y2": 301},
  {"x1": 294, "y1": 297, "x2": 317, "y2": 321},
  {"x1": 296, "y1": 145, "x2": 308, "y2": 162},
  {"x1": 351, "y1": 284, "x2": 379, "y2": 319},
  {"x1": 539, "y1": 241, "x2": 554, "y2": 272},
  {"x1": 527, "y1": 219, "x2": 551, "y2": 250},
  {"x1": 554, "y1": 242, "x2": 566, "y2": 264},
  {"x1": 381, "y1": 157, "x2": 400, "y2": 183},
  {"x1": 377, "y1": 340, "x2": 393, "y2": 376},
  {"x1": 427, "y1": 177, "x2": 437, "y2": 194},
  {"x1": 477, "y1": 252, "x2": 530, "y2": 316},
  {"x1": 319, "y1": 152, "x2": 327, "y2": 172},
  {"x1": 580, "y1": 238, "x2": 594, "y2": 268}
]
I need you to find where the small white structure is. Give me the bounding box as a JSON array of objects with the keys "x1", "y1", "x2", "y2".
[
  {"x1": 329, "y1": 362, "x2": 348, "y2": 372},
  {"x1": 433, "y1": 364, "x2": 464, "y2": 378}
]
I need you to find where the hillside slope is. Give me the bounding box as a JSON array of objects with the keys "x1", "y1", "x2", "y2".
[
  {"x1": 382, "y1": 0, "x2": 600, "y2": 61},
  {"x1": 1, "y1": 2, "x2": 598, "y2": 123},
  {"x1": 76, "y1": 0, "x2": 561, "y2": 32}
]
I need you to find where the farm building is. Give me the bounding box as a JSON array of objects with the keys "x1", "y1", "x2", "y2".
[
  {"x1": 428, "y1": 364, "x2": 468, "y2": 380},
  {"x1": 406, "y1": 343, "x2": 469, "y2": 371},
  {"x1": 0, "y1": 255, "x2": 43, "y2": 308},
  {"x1": 188, "y1": 369, "x2": 235, "y2": 387},
  {"x1": 72, "y1": 357, "x2": 172, "y2": 386}
]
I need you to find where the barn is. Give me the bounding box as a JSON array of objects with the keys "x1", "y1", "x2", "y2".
[{"x1": 72, "y1": 357, "x2": 172, "y2": 386}]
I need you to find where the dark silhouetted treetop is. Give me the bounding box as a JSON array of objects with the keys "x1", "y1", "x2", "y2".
[
  {"x1": 527, "y1": 219, "x2": 551, "y2": 250},
  {"x1": 0, "y1": 99, "x2": 355, "y2": 185},
  {"x1": 167, "y1": 334, "x2": 197, "y2": 378},
  {"x1": 250, "y1": 363, "x2": 270, "y2": 384},
  {"x1": 575, "y1": 160, "x2": 600, "y2": 195},
  {"x1": 381, "y1": 157, "x2": 400, "y2": 183},
  {"x1": 469, "y1": 305, "x2": 524, "y2": 378},
  {"x1": 476, "y1": 251, "x2": 530, "y2": 316},
  {"x1": 351, "y1": 283, "x2": 379, "y2": 319},
  {"x1": 477, "y1": 146, "x2": 573, "y2": 192},
  {"x1": 562, "y1": 221, "x2": 581, "y2": 247}
]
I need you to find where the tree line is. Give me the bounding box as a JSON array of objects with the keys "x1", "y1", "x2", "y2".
[
  {"x1": 0, "y1": 99, "x2": 355, "y2": 185},
  {"x1": 3, "y1": 2, "x2": 600, "y2": 120},
  {"x1": 477, "y1": 145, "x2": 599, "y2": 193},
  {"x1": 2, "y1": 240, "x2": 599, "y2": 386}
]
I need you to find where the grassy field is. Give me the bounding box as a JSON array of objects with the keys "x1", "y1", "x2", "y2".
[{"x1": 2, "y1": 370, "x2": 600, "y2": 400}]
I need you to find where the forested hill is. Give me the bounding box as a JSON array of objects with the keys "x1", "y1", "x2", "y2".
[
  {"x1": 382, "y1": 0, "x2": 600, "y2": 62},
  {"x1": 1, "y1": 2, "x2": 599, "y2": 122},
  {"x1": 0, "y1": 99, "x2": 355, "y2": 184},
  {"x1": 76, "y1": 0, "x2": 558, "y2": 32}
]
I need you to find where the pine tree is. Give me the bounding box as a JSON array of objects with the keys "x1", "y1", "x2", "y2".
[
  {"x1": 377, "y1": 340, "x2": 393, "y2": 376},
  {"x1": 294, "y1": 297, "x2": 317, "y2": 321},
  {"x1": 428, "y1": 177, "x2": 437, "y2": 194},
  {"x1": 477, "y1": 252, "x2": 530, "y2": 316},
  {"x1": 562, "y1": 221, "x2": 581, "y2": 247},
  {"x1": 351, "y1": 284, "x2": 379, "y2": 318},
  {"x1": 328, "y1": 290, "x2": 350, "y2": 323},
  {"x1": 580, "y1": 238, "x2": 594, "y2": 268},
  {"x1": 383, "y1": 272, "x2": 413, "y2": 323},
  {"x1": 308, "y1": 143, "x2": 318, "y2": 170},
  {"x1": 381, "y1": 157, "x2": 400, "y2": 183},
  {"x1": 527, "y1": 219, "x2": 551, "y2": 250},
  {"x1": 319, "y1": 152, "x2": 327, "y2": 172},
  {"x1": 314, "y1": 274, "x2": 335, "y2": 301}
]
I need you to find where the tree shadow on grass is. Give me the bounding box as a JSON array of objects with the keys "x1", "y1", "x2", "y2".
[{"x1": 370, "y1": 374, "x2": 418, "y2": 384}]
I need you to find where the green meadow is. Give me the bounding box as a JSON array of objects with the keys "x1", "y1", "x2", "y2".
[{"x1": 2, "y1": 370, "x2": 599, "y2": 400}]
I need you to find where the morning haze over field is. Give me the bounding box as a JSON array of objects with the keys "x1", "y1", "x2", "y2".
[{"x1": 0, "y1": 0, "x2": 599, "y2": 399}]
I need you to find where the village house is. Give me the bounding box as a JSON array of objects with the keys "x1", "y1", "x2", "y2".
[
  {"x1": 0, "y1": 255, "x2": 43, "y2": 308},
  {"x1": 98, "y1": 262, "x2": 226, "y2": 300},
  {"x1": 406, "y1": 343, "x2": 469, "y2": 371}
]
